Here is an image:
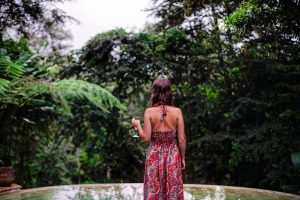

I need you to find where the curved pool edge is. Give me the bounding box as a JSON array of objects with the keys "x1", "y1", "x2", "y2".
[
  {"x1": 184, "y1": 184, "x2": 300, "y2": 199},
  {"x1": 2, "y1": 183, "x2": 300, "y2": 199},
  {"x1": 11, "y1": 183, "x2": 142, "y2": 194}
]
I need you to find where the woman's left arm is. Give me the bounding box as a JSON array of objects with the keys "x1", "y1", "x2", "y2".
[{"x1": 132, "y1": 109, "x2": 152, "y2": 143}]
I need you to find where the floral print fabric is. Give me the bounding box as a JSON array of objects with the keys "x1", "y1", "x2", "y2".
[{"x1": 144, "y1": 130, "x2": 184, "y2": 200}]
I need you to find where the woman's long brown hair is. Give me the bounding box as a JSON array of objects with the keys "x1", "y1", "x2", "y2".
[{"x1": 150, "y1": 78, "x2": 172, "y2": 106}]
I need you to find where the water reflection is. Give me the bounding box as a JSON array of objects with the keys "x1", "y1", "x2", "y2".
[
  {"x1": 50, "y1": 185, "x2": 144, "y2": 200},
  {"x1": 49, "y1": 185, "x2": 205, "y2": 200},
  {"x1": 184, "y1": 186, "x2": 226, "y2": 200}
]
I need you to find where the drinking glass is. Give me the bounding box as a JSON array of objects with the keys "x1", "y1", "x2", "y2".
[{"x1": 131, "y1": 116, "x2": 141, "y2": 138}]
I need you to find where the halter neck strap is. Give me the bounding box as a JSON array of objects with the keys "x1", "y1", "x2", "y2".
[{"x1": 153, "y1": 102, "x2": 167, "y2": 121}]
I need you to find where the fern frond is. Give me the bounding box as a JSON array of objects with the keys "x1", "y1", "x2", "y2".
[
  {"x1": 15, "y1": 52, "x2": 37, "y2": 68},
  {"x1": 0, "y1": 77, "x2": 50, "y2": 106},
  {"x1": 0, "y1": 78, "x2": 10, "y2": 96},
  {"x1": 1, "y1": 73, "x2": 125, "y2": 116},
  {"x1": 51, "y1": 80, "x2": 125, "y2": 114},
  {"x1": 0, "y1": 54, "x2": 25, "y2": 80}
]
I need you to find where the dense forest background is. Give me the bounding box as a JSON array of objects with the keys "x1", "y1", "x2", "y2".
[{"x1": 0, "y1": 0, "x2": 300, "y2": 194}]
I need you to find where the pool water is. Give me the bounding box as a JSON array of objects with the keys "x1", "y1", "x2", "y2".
[{"x1": 0, "y1": 184, "x2": 299, "y2": 200}]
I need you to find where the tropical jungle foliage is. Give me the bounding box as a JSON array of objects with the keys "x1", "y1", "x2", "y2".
[{"x1": 0, "y1": 0, "x2": 299, "y2": 194}]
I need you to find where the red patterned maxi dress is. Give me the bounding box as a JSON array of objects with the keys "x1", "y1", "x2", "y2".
[{"x1": 144, "y1": 105, "x2": 184, "y2": 200}]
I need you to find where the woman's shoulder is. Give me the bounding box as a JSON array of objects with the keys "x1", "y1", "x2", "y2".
[
  {"x1": 167, "y1": 105, "x2": 180, "y2": 110},
  {"x1": 168, "y1": 106, "x2": 182, "y2": 114}
]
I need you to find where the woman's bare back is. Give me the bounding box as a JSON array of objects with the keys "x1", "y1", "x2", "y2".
[{"x1": 146, "y1": 106, "x2": 181, "y2": 132}]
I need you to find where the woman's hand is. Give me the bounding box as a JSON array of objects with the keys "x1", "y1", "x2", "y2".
[
  {"x1": 131, "y1": 117, "x2": 141, "y2": 129},
  {"x1": 181, "y1": 159, "x2": 186, "y2": 170}
]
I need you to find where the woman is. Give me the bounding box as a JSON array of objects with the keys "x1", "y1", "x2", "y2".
[{"x1": 131, "y1": 77, "x2": 186, "y2": 200}]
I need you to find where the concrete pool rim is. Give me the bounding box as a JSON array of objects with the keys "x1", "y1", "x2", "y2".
[{"x1": 1, "y1": 183, "x2": 300, "y2": 199}]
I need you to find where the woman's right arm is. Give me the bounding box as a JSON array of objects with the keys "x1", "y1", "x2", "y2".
[
  {"x1": 131, "y1": 108, "x2": 152, "y2": 143},
  {"x1": 177, "y1": 108, "x2": 186, "y2": 170}
]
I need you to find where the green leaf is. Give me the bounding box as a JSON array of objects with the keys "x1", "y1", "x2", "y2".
[{"x1": 291, "y1": 152, "x2": 300, "y2": 168}]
